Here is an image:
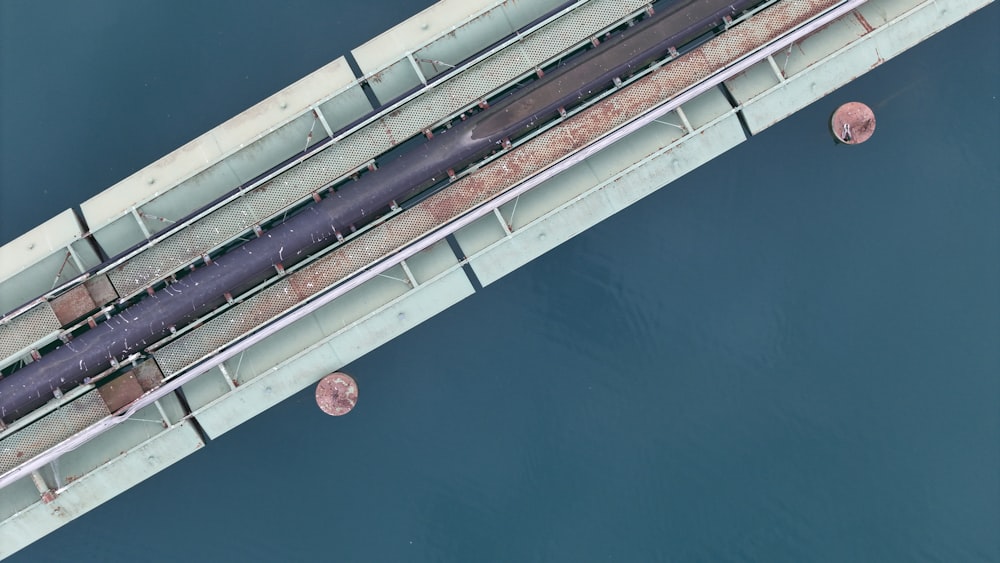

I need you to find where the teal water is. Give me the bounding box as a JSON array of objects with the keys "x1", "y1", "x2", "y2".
[{"x1": 1, "y1": 1, "x2": 998, "y2": 561}]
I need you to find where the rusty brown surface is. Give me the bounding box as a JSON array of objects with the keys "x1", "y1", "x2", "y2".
[
  {"x1": 97, "y1": 372, "x2": 145, "y2": 413},
  {"x1": 315, "y1": 372, "x2": 357, "y2": 416},
  {"x1": 853, "y1": 10, "x2": 875, "y2": 33},
  {"x1": 831, "y1": 102, "x2": 876, "y2": 144},
  {"x1": 402, "y1": 0, "x2": 842, "y2": 228},
  {"x1": 51, "y1": 284, "x2": 98, "y2": 326},
  {"x1": 84, "y1": 274, "x2": 119, "y2": 307},
  {"x1": 133, "y1": 359, "x2": 165, "y2": 392}
]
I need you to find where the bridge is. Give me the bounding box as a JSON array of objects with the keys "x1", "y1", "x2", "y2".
[{"x1": 0, "y1": 0, "x2": 992, "y2": 555}]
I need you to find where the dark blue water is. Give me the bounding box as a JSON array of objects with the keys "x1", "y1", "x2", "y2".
[{"x1": 2, "y1": 1, "x2": 998, "y2": 561}]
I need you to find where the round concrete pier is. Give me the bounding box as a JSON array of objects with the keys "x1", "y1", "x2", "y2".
[
  {"x1": 315, "y1": 372, "x2": 358, "y2": 416},
  {"x1": 831, "y1": 102, "x2": 875, "y2": 144}
]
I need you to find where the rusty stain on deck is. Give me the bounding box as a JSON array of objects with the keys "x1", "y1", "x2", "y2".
[
  {"x1": 315, "y1": 372, "x2": 358, "y2": 416},
  {"x1": 854, "y1": 10, "x2": 876, "y2": 33}
]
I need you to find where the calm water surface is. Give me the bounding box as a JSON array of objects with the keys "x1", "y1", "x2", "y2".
[{"x1": 1, "y1": 1, "x2": 998, "y2": 561}]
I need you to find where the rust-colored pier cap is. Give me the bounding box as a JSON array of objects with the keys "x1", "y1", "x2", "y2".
[
  {"x1": 831, "y1": 102, "x2": 875, "y2": 144},
  {"x1": 316, "y1": 372, "x2": 358, "y2": 416}
]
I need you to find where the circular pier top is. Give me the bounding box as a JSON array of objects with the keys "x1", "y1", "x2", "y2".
[
  {"x1": 316, "y1": 372, "x2": 358, "y2": 416},
  {"x1": 831, "y1": 102, "x2": 875, "y2": 144}
]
